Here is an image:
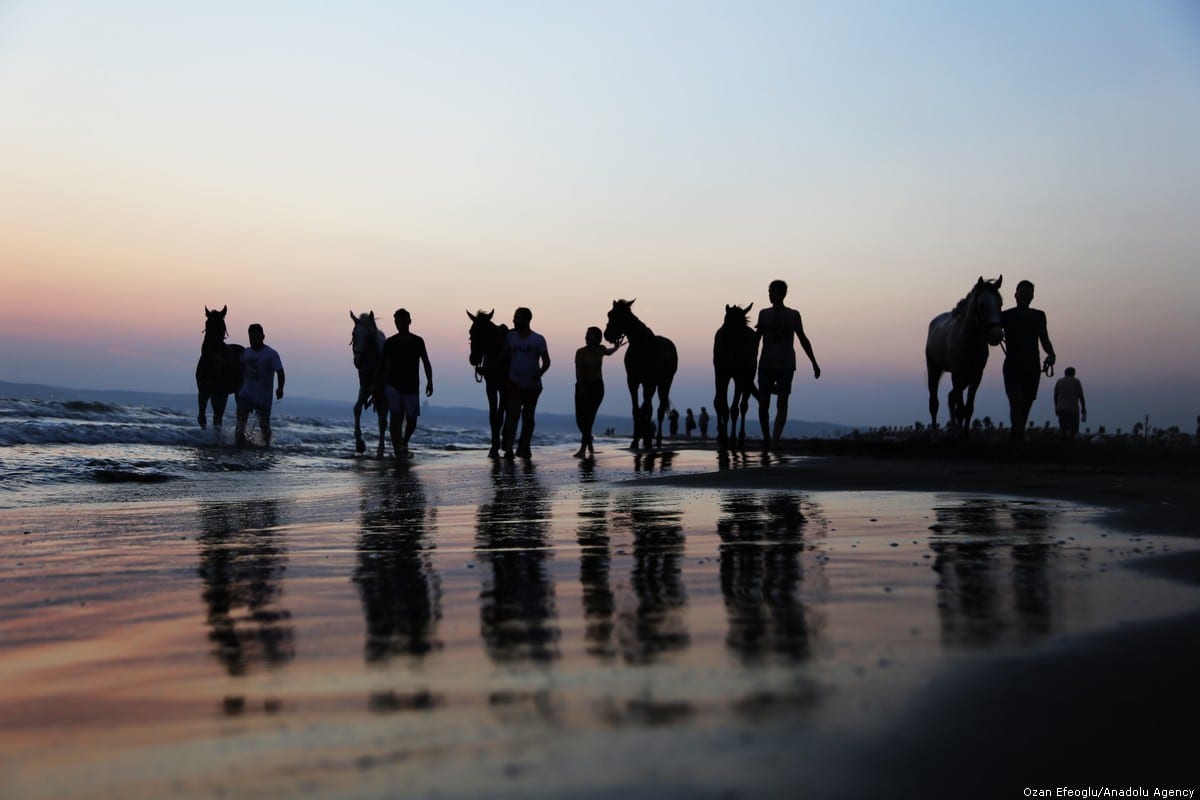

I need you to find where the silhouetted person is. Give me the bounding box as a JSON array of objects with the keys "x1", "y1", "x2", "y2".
[
  {"x1": 502, "y1": 307, "x2": 550, "y2": 459},
  {"x1": 684, "y1": 408, "x2": 696, "y2": 438},
  {"x1": 698, "y1": 406, "x2": 710, "y2": 440},
  {"x1": 235, "y1": 323, "x2": 285, "y2": 447},
  {"x1": 667, "y1": 407, "x2": 680, "y2": 437},
  {"x1": 574, "y1": 326, "x2": 620, "y2": 458},
  {"x1": 756, "y1": 279, "x2": 820, "y2": 447},
  {"x1": 1053, "y1": 366, "x2": 1087, "y2": 440},
  {"x1": 1001, "y1": 280, "x2": 1055, "y2": 443},
  {"x1": 375, "y1": 308, "x2": 433, "y2": 460}
]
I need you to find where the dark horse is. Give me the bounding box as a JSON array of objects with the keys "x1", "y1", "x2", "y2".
[
  {"x1": 196, "y1": 305, "x2": 244, "y2": 435},
  {"x1": 467, "y1": 309, "x2": 510, "y2": 458},
  {"x1": 925, "y1": 276, "x2": 1004, "y2": 439},
  {"x1": 350, "y1": 310, "x2": 388, "y2": 457},
  {"x1": 713, "y1": 303, "x2": 760, "y2": 448},
  {"x1": 603, "y1": 299, "x2": 678, "y2": 450}
]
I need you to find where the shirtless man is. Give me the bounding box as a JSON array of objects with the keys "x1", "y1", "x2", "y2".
[
  {"x1": 1001, "y1": 280, "x2": 1055, "y2": 443},
  {"x1": 755, "y1": 279, "x2": 820, "y2": 448}
]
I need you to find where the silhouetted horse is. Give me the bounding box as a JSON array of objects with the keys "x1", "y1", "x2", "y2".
[
  {"x1": 196, "y1": 305, "x2": 244, "y2": 435},
  {"x1": 926, "y1": 276, "x2": 1004, "y2": 439},
  {"x1": 713, "y1": 303, "x2": 760, "y2": 448},
  {"x1": 467, "y1": 309, "x2": 510, "y2": 458},
  {"x1": 350, "y1": 310, "x2": 387, "y2": 457},
  {"x1": 603, "y1": 299, "x2": 678, "y2": 450}
]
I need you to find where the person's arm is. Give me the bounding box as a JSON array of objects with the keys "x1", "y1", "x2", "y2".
[
  {"x1": 1079, "y1": 383, "x2": 1087, "y2": 419},
  {"x1": 275, "y1": 368, "x2": 285, "y2": 399},
  {"x1": 1039, "y1": 312, "x2": 1056, "y2": 367},
  {"x1": 422, "y1": 349, "x2": 434, "y2": 398},
  {"x1": 795, "y1": 317, "x2": 820, "y2": 379},
  {"x1": 538, "y1": 346, "x2": 551, "y2": 378}
]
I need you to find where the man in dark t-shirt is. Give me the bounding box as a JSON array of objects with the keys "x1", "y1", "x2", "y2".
[
  {"x1": 375, "y1": 308, "x2": 433, "y2": 459},
  {"x1": 1001, "y1": 280, "x2": 1055, "y2": 444}
]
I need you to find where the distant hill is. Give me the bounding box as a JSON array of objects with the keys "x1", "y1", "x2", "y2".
[{"x1": 0, "y1": 380, "x2": 852, "y2": 439}]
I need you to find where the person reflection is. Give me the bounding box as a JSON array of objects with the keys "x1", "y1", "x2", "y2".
[
  {"x1": 929, "y1": 498, "x2": 1059, "y2": 646},
  {"x1": 717, "y1": 491, "x2": 815, "y2": 663},
  {"x1": 576, "y1": 460, "x2": 615, "y2": 659},
  {"x1": 196, "y1": 501, "x2": 294, "y2": 676},
  {"x1": 475, "y1": 461, "x2": 560, "y2": 663},
  {"x1": 354, "y1": 467, "x2": 442, "y2": 662},
  {"x1": 613, "y1": 490, "x2": 689, "y2": 664}
]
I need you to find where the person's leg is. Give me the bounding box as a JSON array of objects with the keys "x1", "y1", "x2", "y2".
[
  {"x1": 502, "y1": 384, "x2": 520, "y2": 457},
  {"x1": 259, "y1": 405, "x2": 272, "y2": 446},
  {"x1": 772, "y1": 395, "x2": 790, "y2": 444},
  {"x1": 518, "y1": 389, "x2": 540, "y2": 456},
  {"x1": 235, "y1": 396, "x2": 250, "y2": 447},
  {"x1": 574, "y1": 383, "x2": 587, "y2": 456}
]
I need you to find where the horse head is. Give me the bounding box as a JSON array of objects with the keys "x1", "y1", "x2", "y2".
[
  {"x1": 203, "y1": 305, "x2": 229, "y2": 349},
  {"x1": 467, "y1": 309, "x2": 499, "y2": 367},
  {"x1": 723, "y1": 302, "x2": 753, "y2": 328},
  {"x1": 350, "y1": 310, "x2": 384, "y2": 370},
  {"x1": 972, "y1": 276, "x2": 1004, "y2": 345},
  {"x1": 604, "y1": 299, "x2": 637, "y2": 345}
]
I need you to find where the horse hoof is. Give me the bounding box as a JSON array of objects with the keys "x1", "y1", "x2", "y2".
[{"x1": 355, "y1": 438, "x2": 366, "y2": 454}]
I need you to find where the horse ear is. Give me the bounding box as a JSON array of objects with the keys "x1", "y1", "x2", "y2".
[
  {"x1": 350, "y1": 310, "x2": 358, "y2": 323},
  {"x1": 995, "y1": 275, "x2": 1003, "y2": 289},
  {"x1": 466, "y1": 309, "x2": 476, "y2": 321},
  {"x1": 725, "y1": 304, "x2": 732, "y2": 312},
  {"x1": 746, "y1": 302, "x2": 753, "y2": 313},
  {"x1": 220, "y1": 305, "x2": 227, "y2": 317},
  {"x1": 976, "y1": 276, "x2": 985, "y2": 286}
]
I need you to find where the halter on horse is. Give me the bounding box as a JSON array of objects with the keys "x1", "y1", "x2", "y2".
[
  {"x1": 604, "y1": 299, "x2": 678, "y2": 450},
  {"x1": 713, "y1": 303, "x2": 760, "y2": 448},
  {"x1": 467, "y1": 309, "x2": 510, "y2": 458},
  {"x1": 350, "y1": 310, "x2": 388, "y2": 456},
  {"x1": 195, "y1": 305, "x2": 244, "y2": 436},
  {"x1": 925, "y1": 276, "x2": 1004, "y2": 439}
]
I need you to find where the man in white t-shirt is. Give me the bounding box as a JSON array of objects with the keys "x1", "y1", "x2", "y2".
[
  {"x1": 756, "y1": 279, "x2": 820, "y2": 448},
  {"x1": 236, "y1": 323, "x2": 285, "y2": 447},
  {"x1": 502, "y1": 307, "x2": 550, "y2": 459}
]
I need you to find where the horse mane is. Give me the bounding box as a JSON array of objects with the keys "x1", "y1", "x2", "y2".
[{"x1": 951, "y1": 280, "x2": 999, "y2": 318}]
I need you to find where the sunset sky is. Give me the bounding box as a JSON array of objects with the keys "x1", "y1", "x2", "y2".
[{"x1": 2, "y1": 2, "x2": 1198, "y2": 431}]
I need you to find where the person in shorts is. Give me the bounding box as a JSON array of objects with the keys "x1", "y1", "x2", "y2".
[
  {"x1": 375, "y1": 308, "x2": 433, "y2": 460},
  {"x1": 755, "y1": 279, "x2": 820, "y2": 448},
  {"x1": 236, "y1": 323, "x2": 285, "y2": 447}
]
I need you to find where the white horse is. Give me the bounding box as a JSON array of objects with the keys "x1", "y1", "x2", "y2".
[{"x1": 350, "y1": 310, "x2": 387, "y2": 457}]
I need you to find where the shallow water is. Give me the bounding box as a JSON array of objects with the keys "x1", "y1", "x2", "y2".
[{"x1": 0, "y1": 447, "x2": 1197, "y2": 799}]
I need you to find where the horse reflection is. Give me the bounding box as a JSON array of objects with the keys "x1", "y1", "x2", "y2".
[
  {"x1": 354, "y1": 470, "x2": 441, "y2": 662},
  {"x1": 475, "y1": 462, "x2": 560, "y2": 663},
  {"x1": 929, "y1": 497, "x2": 1059, "y2": 646},
  {"x1": 717, "y1": 491, "x2": 818, "y2": 663},
  {"x1": 196, "y1": 501, "x2": 294, "y2": 676},
  {"x1": 611, "y1": 491, "x2": 689, "y2": 664}
]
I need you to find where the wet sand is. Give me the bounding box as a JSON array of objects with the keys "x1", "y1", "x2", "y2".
[{"x1": 1, "y1": 443, "x2": 1197, "y2": 799}]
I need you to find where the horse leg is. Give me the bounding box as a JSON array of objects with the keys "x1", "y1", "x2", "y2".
[
  {"x1": 655, "y1": 375, "x2": 674, "y2": 449},
  {"x1": 736, "y1": 384, "x2": 750, "y2": 446},
  {"x1": 627, "y1": 378, "x2": 641, "y2": 449},
  {"x1": 197, "y1": 390, "x2": 209, "y2": 430},
  {"x1": 927, "y1": 366, "x2": 942, "y2": 434},
  {"x1": 353, "y1": 393, "x2": 366, "y2": 452},
  {"x1": 376, "y1": 405, "x2": 387, "y2": 459},
  {"x1": 962, "y1": 380, "x2": 981, "y2": 441},
  {"x1": 713, "y1": 376, "x2": 730, "y2": 448},
  {"x1": 211, "y1": 392, "x2": 229, "y2": 438},
  {"x1": 487, "y1": 388, "x2": 502, "y2": 458}
]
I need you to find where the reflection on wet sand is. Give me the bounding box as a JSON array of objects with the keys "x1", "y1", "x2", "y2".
[
  {"x1": 612, "y1": 490, "x2": 689, "y2": 664},
  {"x1": 354, "y1": 466, "x2": 442, "y2": 662},
  {"x1": 576, "y1": 460, "x2": 616, "y2": 660},
  {"x1": 475, "y1": 461, "x2": 560, "y2": 664},
  {"x1": 195, "y1": 500, "x2": 294, "y2": 676},
  {"x1": 929, "y1": 498, "x2": 1060, "y2": 646},
  {"x1": 717, "y1": 491, "x2": 820, "y2": 663}
]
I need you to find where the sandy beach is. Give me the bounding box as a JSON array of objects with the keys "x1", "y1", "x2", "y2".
[{"x1": 1, "y1": 439, "x2": 1197, "y2": 799}]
